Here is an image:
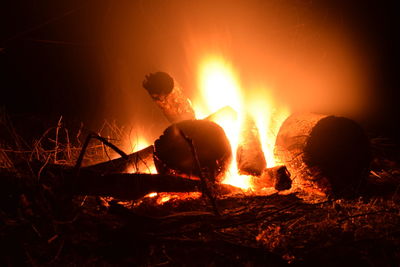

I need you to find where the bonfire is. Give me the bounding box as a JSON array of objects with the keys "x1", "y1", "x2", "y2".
[{"x1": 1, "y1": 61, "x2": 399, "y2": 265}]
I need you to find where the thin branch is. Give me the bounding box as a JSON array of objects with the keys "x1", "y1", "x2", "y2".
[{"x1": 179, "y1": 129, "x2": 220, "y2": 216}]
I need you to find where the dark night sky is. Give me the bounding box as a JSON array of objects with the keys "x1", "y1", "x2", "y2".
[{"x1": 1, "y1": 0, "x2": 399, "y2": 142}]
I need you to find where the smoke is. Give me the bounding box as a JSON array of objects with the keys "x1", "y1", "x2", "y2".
[{"x1": 98, "y1": 0, "x2": 373, "y2": 140}]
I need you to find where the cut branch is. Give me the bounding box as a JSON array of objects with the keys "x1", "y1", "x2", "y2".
[{"x1": 143, "y1": 72, "x2": 196, "y2": 123}]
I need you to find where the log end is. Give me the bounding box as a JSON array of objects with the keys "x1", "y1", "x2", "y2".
[
  {"x1": 304, "y1": 116, "x2": 370, "y2": 197},
  {"x1": 154, "y1": 120, "x2": 232, "y2": 182},
  {"x1": 143, "y1": 72, "x2": 174, "y2": 96}
]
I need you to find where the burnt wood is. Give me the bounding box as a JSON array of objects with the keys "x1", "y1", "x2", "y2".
[
  {"x1": 74, "y1": 171, "x2": 201, "y2": 200},
  {"x1": 154, "y1": 120, "x2": 232, "y2": 182},
  {"x1": 275, "y1": 113, "x2": 370, "y2": 198},
  {"x1": 252, "y1": 166, "x2": 292, "y2": 191},
  {"x1": 143, "y1": 72, "x2": 196, "y2": 123},
  {"x1": 236, "y1": 116, "x2": 267, "y2": 176},
  {"x1": 83, "y1": 145, "x2": 154, "y2": 174}
]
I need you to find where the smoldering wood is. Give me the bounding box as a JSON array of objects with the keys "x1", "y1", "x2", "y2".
[
  {"x1": 74, "y1": 171, "x2": 202, "y2": 200},
  {"x1": 154, "y1": 119, "x2": 232, "y2": 182},
  {"x1": 83, "y1": 145, "x2": 154, "y2": 174},
  {"x1": 274, "y1": 113, "x2": 370, "y2": 198},
  {"x1": 236, "y1": 116, "x2": 267, "y2": 176},
  {"x1": 252, "y1": 166, "x2": 292, "y2": 191},
  {"x1": 143, "y1": 72, "x2": 196, "y2": 123},
  {"x1": 33, "y1": 161, "x2": 237, "y2": 201}
]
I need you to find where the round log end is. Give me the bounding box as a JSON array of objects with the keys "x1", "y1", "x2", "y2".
[
  {"x1": 143, "y1": 72, "x2": 174, "y2": 96},
  {"x1": 304, "y1": 116, "x2": 370, "y2": 197},
  {"x1": 154, "y1": 120, "x2": 232, "y2": 182},
  {"x1": 275, "y1": 113, "x2": 370, "y2": 198}
]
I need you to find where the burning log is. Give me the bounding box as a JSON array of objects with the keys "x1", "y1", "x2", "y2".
[
  {"x1": 83, "y1": 145, "x2": 154, "y2": 174},
  {"x1": 82, "y1": 107, "x2": 236, "y2": 175},
  {"x1": 143, "y1": 72, "x2": 196, "y2": 123},
  {"x1": 236, "y1": 116, "x2": 267, "y2": 176},
  {"x1": 274, "y1": 113, "x2": 370, "y2": 198},
  {"x1": 154, "y1": 119, "x2": 232, "y2": 182}
]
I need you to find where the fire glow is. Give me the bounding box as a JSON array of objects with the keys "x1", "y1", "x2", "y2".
[
  {"x1": 194, "y1": 55, "x2": 289, "y2": 190},
  {"x1": 125, "y1": 55, "x2": 289, "y2": 193}
]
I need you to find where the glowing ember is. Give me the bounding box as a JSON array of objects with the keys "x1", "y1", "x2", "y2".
[
  {"x1": 146, "y1": 192, "x2": 158, "y2": 198},
  {"x1": 194, "y1": 55, "x2": 289, "y2": 190},
  {"x1": 142, "y1": 192, "x2": 202, "y2": 205}
]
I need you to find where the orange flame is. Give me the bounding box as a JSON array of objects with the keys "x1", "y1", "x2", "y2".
[{"x1": 194, "y1": 55, "x2": 289, "y2": 190}]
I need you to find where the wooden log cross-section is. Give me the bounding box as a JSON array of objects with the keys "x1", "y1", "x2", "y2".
[
  {"x1": 154, "y1": 119, "x2": 232, "y2": 182},
  {"x1": 274, "y1": 113, "x2": 370, "y2": 198},
  {"x1": 143, "y1": 72, "x2": 196, "y2": 123}
]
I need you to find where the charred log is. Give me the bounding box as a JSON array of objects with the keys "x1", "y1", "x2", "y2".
[
  {"x1": 274, "y1": 113, "x2": 370, "y2": 198},
  {"x1": 83, "y1": 145, "x2": 154, "y2": 174},
  {"x1": 143, "y1": 72, "x2": 196, "y2": 123},
  {"x1": 74, "y1": 171, "x2": 202, "y2": 200},
  {"x1": 236, "y1": 116, "x2": 266, "y2": 176},
  {"x1": 154, "y1": 120, "x2": 232, "y2": 182}
]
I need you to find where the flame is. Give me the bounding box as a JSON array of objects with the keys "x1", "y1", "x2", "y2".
[
  {"x1": 194, "y1": 55, "x2": 289, "y2": 190},
  {"x1": 247, "y1": 90, "x2": 289, "y2": 167},
  {"x1": 126, "y1": 135, "x2": 150, "y2": 153},
  {"x1": 124, "y1": 134, "x2": 158, "y2": 174}
]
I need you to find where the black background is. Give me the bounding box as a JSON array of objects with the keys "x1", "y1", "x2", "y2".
[{"x1": 1, "y1": 0, "x2": 399, "y2": 142}]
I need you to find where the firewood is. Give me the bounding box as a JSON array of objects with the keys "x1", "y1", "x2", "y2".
[
  {"x1": 154, "y1": 120, "x2": 232, "y2": 182},
  {"x1": 83, "y1": 145, "x2": 154, "y2": 174},
  {"x1": 143, "y1": 72, "x2": 196, "y2": 123},
  {"x1": 36, "y1": 162, "x2": 238, "y2": 201},
  {"x1": 274, "y1": 113, "x2": 370, "y2": 198},
  {"x1": 74, "y1": 171, "x2": 202, "y2": 200},
  {"x1": 252, "y1": 166, "x2": 292, "y2": 191},
  {"x1": 236, "y1": 116, "x2": 267, "y2": 176}
]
